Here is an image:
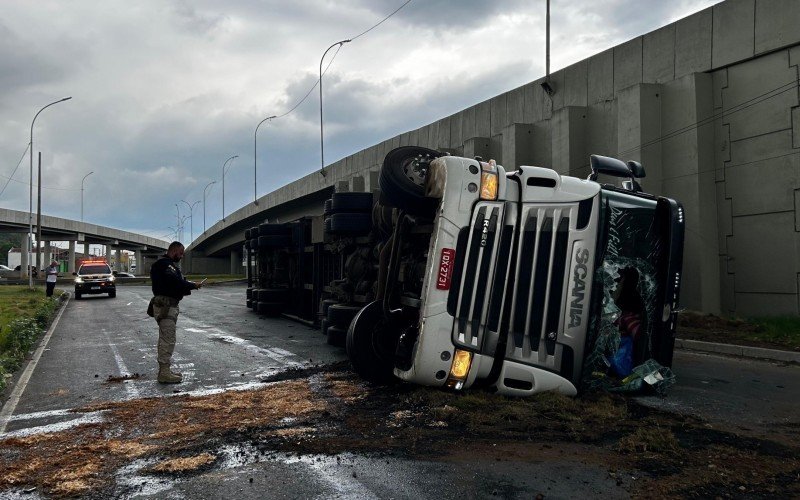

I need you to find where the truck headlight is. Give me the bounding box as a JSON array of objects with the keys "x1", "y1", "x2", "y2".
[
  {"x1": 479, "y1": 161, "x2": 498, "y2": 200},
  {"x1": 109, "y1": 276, "x2": 115, "y2": 282},
  {"x1": 446, "y1": 349, "x2": 473, "y2": 390},
  {"x1": 75, "y1": 277, "x2": 83, "y2": 284}
]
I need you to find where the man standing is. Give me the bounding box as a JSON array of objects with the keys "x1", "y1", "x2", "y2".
[
  {"x1": 45, "y1": 260, "x2": 59, "y2": 297},
  {"x1": 150, "y1": 241, "x2": 202, "y2": 384}
]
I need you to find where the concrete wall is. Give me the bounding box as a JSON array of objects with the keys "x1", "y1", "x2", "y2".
[{"x1": 194, "y1": 0, "x2": 800, "y2": 316}]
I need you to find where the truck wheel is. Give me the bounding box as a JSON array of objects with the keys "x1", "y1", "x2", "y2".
[
  {"x1": 258, "y1": 235, "x2": 292, "y2": 248},
  {"x1": 259, "y1": 223, "x2": 292, "y2": 236},
  {"x1": 74, "y1": 292, "x2": 82, "y2": 300},
  {"x1": 331, "y1": 192, "x2": 373, "y2": 213},
  {"x1": 321, "y1": 318, "x2": 330, "y2": 336},
  {"x1": 327, "y1": 304, "x2": 362, "y2": 328},
  {"x1": 380, "y1": 146, "x2": 443, "y2": 216},
  {"x1": 249, "y1": 238, "x2": 259, "y2": 249},
  {"x1": 321, "y1": 299, "x2": 338, "y2": 318},
  {"x1": 246, "y1": 287, "x2": 253, "y2": 299},
  {"x1": 326, "y1": 325, "x2": 347, "y2": 347},
  {"x1": 245, "y1": 228, "x2": 252, "y2": 239},
  {"x1": 108, "y1": 290, "x2": 116, "y2": 298},
  {"x1": 327, "y1": 213, "x2": 372, "y2": 235},
  {"x1": 346, "y1": 301, "x2": 396, "y2": 383},
  {"x1": 246, "y1": 299, "x2": 253, "y2": 308}
]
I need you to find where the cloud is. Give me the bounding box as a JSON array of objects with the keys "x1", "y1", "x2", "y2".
[{"x1": 0, "y1": 0, "x2": 723, "y2": 241}]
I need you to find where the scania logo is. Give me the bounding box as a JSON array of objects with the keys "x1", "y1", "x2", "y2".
[{"x1": 568, "y1": 248, "x2": 590, "y2": 328}]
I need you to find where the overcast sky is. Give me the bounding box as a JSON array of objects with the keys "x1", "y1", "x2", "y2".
[{"x1": 0, "y1": 0, "x2": 721, "y2": 243}]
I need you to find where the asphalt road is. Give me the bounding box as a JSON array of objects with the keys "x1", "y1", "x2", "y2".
[{"x1": 1, "y1": 283, "x2": 798, "y2": 498}]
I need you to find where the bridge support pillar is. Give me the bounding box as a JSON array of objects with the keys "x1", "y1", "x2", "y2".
[
  {"x1": 68, "y1": 241, "x2": 76, "y2": 274},
  {"x1": 134, "y1": 250, "x2": 142, "y2": 275},
  {"x1": 114, "y1": 248, "x2": 121, "y2": 271},
  {"x1": 230, "y1": 250, "x2": 241, "y2": 275},
  {"x1": 83, "y1": 243, "x2": 89, "y2": 259},
  {"x1": 105, "y1": 245, "x2": 111, "y2": 263}
]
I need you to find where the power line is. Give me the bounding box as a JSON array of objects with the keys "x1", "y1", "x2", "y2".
[
  {"x1": 273, "y1": 0, "x2": 414, "y2": 120},
  {"x1": 0, "y1": 143, "x2": 31, "y2": 197},
  {"x1": 350, "y1": 0, "x2": 412, "y2": 41}
]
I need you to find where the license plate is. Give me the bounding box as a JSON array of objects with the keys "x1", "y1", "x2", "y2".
[
  {"x1": 91, "y1": 286, "x2": 100, "y2": 290},
  {"x1": 436, "y1": 248, "x2": 456, "y2": 290}
]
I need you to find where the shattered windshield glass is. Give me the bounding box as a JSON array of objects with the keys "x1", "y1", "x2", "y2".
[{"x1": 583, "y1": 192, "x2": 675, "y2": 394}]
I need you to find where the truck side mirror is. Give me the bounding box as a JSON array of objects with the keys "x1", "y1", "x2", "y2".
[
  {"x1": 588, "y1": 155, "x2": 631, "y2": 181},
  {"x1": 626, "y1": 160, "x2": 646, "y2": 178},
  {"x1": 72, "y1": 272, "x2": 77, "y2": 276}
]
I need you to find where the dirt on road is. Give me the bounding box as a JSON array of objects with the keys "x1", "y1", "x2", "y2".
[{"x1": 0, "y1": 362, "x2": 798, "y2": 498}]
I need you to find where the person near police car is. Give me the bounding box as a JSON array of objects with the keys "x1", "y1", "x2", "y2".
[
  {"x1": 148, "y1": 241, "x2": 203, "y2": 384},
  {"x1": 45, "y1": 260, "x2": 59, "y2": 297}
]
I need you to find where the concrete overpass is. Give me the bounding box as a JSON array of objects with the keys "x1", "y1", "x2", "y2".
[
  {"x1": 185, "y1": 0, "x2": 800, "y2": 316},
  {"x1": 0, "y1": 208, "x2": 168, "y2": 275}
]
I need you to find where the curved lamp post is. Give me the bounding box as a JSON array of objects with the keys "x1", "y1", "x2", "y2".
[
  {"x1": 203, "y1": 181, "x2": 216, "y2": 233},
  {"x1": 81, "y1": 171, "x2": 93, "y2": 222},
  {"x1": 180, "y1": 199, "x2": 200, "y2": 243},
  {"x1": 319, "y1": 39, "x2": 350, "y2": 177},
  {"x1": 222, "y1": 155, "x2": 238, "y2": 221},
  {"x1": 254, "y1": 115, "x2": 276, "y2": 205},
  {"x1": 28, "y1": 96, "x2": 71, "y2": 287}
]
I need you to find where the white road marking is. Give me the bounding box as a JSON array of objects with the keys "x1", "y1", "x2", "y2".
[
  {"x1": 1, "y1": 411, "x2": 105, "y2": 438},
  {"x1": 0, "y1": 295, "x2": 70, "y2": 434},
  {"x1": 126, "y1": 302, "x2": 133, "y2": 306},
  {"x1": 209, "y1": 295, "x2": 227, "y2": 301},
  {"x1": 185, "y1": 328, "x2": 206, "y2": 333},
  {"x1": 206, "y1": 332, "x2": 302, "y2": 367},
  {"x1": 7, "y1": 408, "x2": 73, "y2": 422},
  {"x1": 102, "y1": 328, "x2": 141, "y2": 399}
]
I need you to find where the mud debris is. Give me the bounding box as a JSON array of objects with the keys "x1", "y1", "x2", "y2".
[{"x1": 0, "y1": 365, "x2": 798, "y2": 498}]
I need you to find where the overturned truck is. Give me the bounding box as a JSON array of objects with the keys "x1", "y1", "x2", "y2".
[{"x1": 244, "y1": 147, "x2": 684, "y2": 396}]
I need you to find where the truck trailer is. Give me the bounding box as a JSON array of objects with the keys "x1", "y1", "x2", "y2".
[{"x1": 244, "y1": 147, "x2": 684, "y2": 396}]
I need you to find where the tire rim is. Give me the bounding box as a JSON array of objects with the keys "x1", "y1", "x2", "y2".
[{"x1": 400, "y1": 155, "x2": 430, "y2": 188}]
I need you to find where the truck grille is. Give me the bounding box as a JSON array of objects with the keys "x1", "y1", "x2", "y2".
[{"x1": 448, "y1": 201, "x2": 593, "y2": 383}]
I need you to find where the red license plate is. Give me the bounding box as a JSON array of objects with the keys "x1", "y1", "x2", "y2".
[{"x1": 436, "y1": 248, "x2": 456, "y2": 290}]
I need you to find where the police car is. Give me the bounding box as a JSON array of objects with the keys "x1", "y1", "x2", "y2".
[{"x1": 73, "y1": 260, "x2": 116, "y2": 299}]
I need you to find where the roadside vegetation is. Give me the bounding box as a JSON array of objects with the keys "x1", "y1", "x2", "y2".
[
  {"x1": 0, "y1": 286, "x2": 63, "y2": 391},
  {"x1": 678, "y1": 311, "x2": 800, "y2": 351}
]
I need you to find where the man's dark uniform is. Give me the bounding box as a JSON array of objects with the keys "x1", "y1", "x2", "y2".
[{"x1": 150, "y1": 254, "x2": 197, "y2": 383}]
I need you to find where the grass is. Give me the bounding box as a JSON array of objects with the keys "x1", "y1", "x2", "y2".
[
  {"x1": 678, "y1": 311, "x2": 800, "y2": 351},
  {"x1": 750, "y1": 316, "x2": 800, "y2": 349},
  {"x1": 0, "y1": 286, "x2": 63, "y2": 391}
]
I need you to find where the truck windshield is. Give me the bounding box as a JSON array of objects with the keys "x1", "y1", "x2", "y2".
[{"x1": 80, "y1": 265, "x2": 111, "y2": 275}]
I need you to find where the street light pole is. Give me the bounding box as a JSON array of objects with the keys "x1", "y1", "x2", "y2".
[
  {"x1": 28, "y1": 96, "x2": 71, "y2": 288},
  {"x1": 81, "y1": 171, "x2": 93, "y2": 222},
  {"x1": 174, "y1": 204, "x2": 182, "y2": 241},
  {"x1": 221, "y1": 155, "x2": 238, "y2": 221},
  {"x1": 319, "y1": 39, "x2": 350, "y2": 177},
  {"x1": 180, "y1": 199, "x2": 200, "y2": 243},
  {"x1": 254, "y1": 115, "x2": 276, "y2": 205},
  {"x1": 203, "y1": 181, "x2": 216, "y2": 233}
]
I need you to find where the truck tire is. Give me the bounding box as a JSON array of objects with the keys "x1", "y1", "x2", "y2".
[
  {"x1": 246, "y1": 299, "x2": 253, "y2": 308},
  {"x1": 321, "y1": 318, "x2": 330, "y2": 336},
  {"x1": 326, "y1": 325, "x2": 347, "y2": 347},
  {"x1": 380, "y1": 146, "x2": 443, "y2": 216},
  {"x1": 330, "y1": 192, "x2": 373, "y2": 213},
  {"x1": 346, "y1": 301, "x2": 396, "y2": 384},
  {"x1": 327, "y1": 213, "x2": 372, "y2": 235},
  {"x1": 258, "y1": 235, "x2": 292, "y2": 248},
  {"x1": 259, "y1": 223, "x2": 291, "y2": 236},
  {"x1": 108, "y1": 290, "x2": 116, "y2": 298},
  {"x1": 257, "y1": 301, "x2": 283, "y2": 316},
  {"x1": 249, "y1": 238, "x2": 259, "y2": 249},
  {"x1": 245, "y1": 228, "x2": 252, "y2": 239},
  {"x1": 327, "y1": 304, "x2": 362, "y2": 327},
  {"x1": 324, "y1": 199, "x2": 333, "y2": 216},
  {"x1": 74, "y1": 292, "x2": 82, "y2": 300},
  {"x1": 246, "y1": 287, "x2": 253, "y2": 299},
  {"x1": 320, "y1": 299, "x2": 338, "y2": 318}
]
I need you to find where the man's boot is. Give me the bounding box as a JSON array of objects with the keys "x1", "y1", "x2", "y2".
[{"x1": 157, "y1": 363, "x2": 182, "y2": 384}]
